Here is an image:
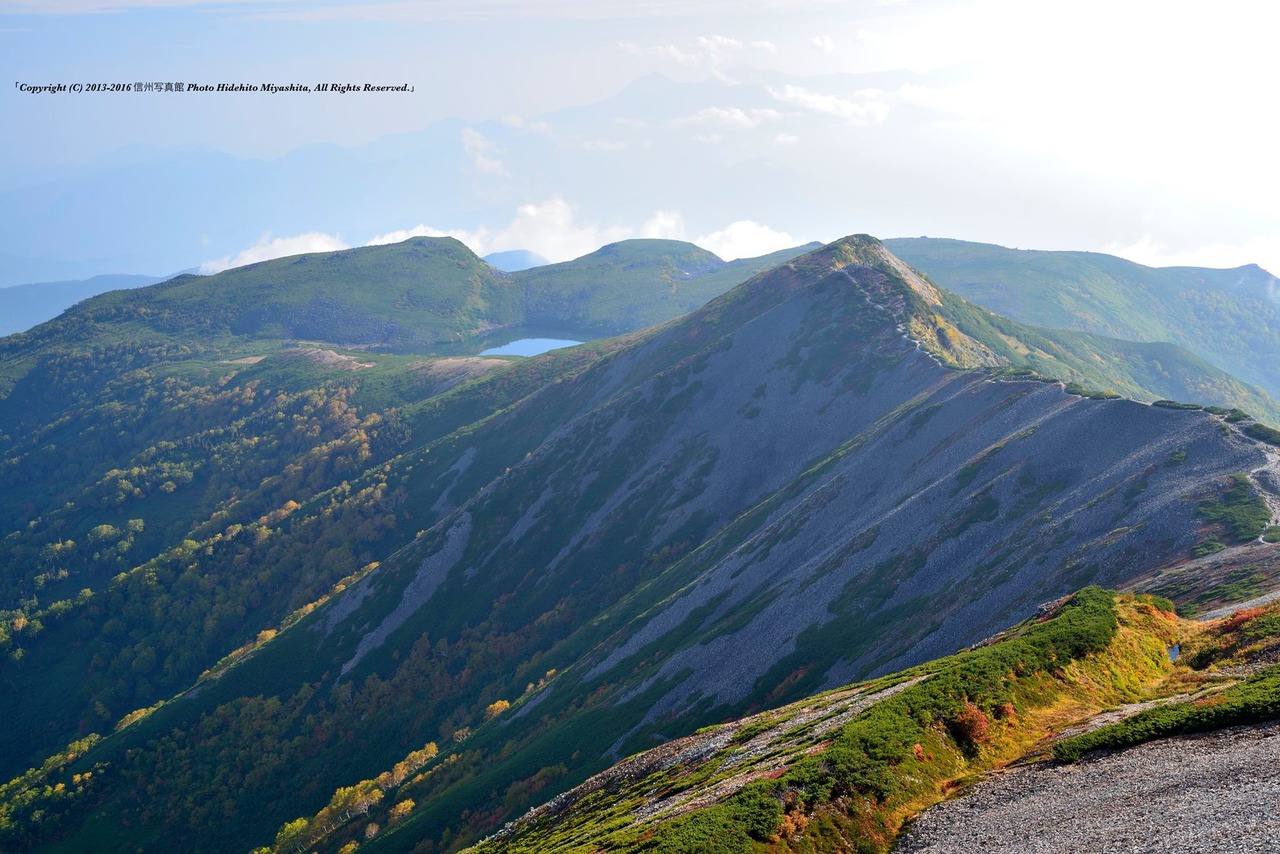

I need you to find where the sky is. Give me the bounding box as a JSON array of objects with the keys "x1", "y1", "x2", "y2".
[{"x1": 3, "y1": 0, "x2": 1280, "y2": 281}]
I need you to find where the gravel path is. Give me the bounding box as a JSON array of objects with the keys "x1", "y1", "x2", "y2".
[{"x1": 896, "y1": 722, "x2": 1280, "y2": 853}]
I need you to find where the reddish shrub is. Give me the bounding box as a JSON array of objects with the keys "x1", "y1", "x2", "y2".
[
  {"x1": 1224, "y1": 607, "x2": 1266, "y2": 632},
  {"x1": 950, "y1": 700, "x2": 991, "y2": 746}
]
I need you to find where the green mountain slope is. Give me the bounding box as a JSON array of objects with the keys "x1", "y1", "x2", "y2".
[
  {"x1": 937, "y1": 290, "x2": 1280, "y2": 423},
  {"x1": 0, "y1": 239, "x2": 817, "y2": 377},
  {"x1": 7, "y1": 237, "x2": 521, "y2": 353},
  {"x1": 518, "y1": 240, "x2": 822, "y2": 336},
  {"x1": 4, "y1": 237, "x2": 1276, "y2": 852},
  {"x1": 887, "y1": 237, "x2": 1280, "y2": 403}
]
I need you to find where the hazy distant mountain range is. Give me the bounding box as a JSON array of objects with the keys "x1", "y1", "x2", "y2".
[
  {"x1": 0, "y1": 273, "x2": 165, "y2": 337},
  {"x1": 483, "y1": 250, "x2": 550, "y2": 272}
]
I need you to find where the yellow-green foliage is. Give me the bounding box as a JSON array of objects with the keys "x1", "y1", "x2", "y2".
[
  {"x1": 265, "y1": 742, "x2": 438, "y2": 852},
  {"x1": 478, "y1": 591, "x2": 1184, "y2": 854},
  {"x1": 0, "y1": 736, "x2": 103, "y2": 846},
  {"x1": 1056, "y1": 602, "x2": 1280, "y2": 761}
]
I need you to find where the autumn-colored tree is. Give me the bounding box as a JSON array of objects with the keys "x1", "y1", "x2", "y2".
[{"x1": 270, "y1": 817, "x2": 309, "y2": 853}]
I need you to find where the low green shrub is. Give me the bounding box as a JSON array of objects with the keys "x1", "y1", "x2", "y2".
[
  {"x1": 1054, "y1": 664, "x2": 1280, "y2": 763},
  {"x1": 1197, "y1": 474, "x2": 1271, "y2": 542},
  {"x1": 1244, "y1": 423, "x2": 1280, "y2": 446},
  {"x1": 1135, "y1": 594, "x2": 1177, "y2": 613},
  {"x1": 636, "y1": 781, "x2": 782, "y2": 852},
  {"x1": 783, "y1": 587, "x2": 1118, "y2": 807}
]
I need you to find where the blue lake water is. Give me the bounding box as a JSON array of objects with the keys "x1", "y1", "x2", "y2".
[{"x1": 480, "y1": 338, "x2": 583, "y2": 357}]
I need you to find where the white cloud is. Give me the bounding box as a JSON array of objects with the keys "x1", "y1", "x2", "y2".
[
  {"x1": 811, "y1": 34, "x2": 834, "y2": 54},
  {"x1": 651, "y1": 42, "x2": 701, "y2": 67},
  {"x1": 641, "y1": 210, "x2": 687, "y2": 240},
  {"x1": 622, "y1": 32, "x2": 778, "y2": 79},
  {"x1": 200, "y1": 231, "x2": 349, "y2": 274},
  {"x1": 366, "y1": 198, "x2": 635, "y2": 263},
  {"x1": 578, "y1": 138, "x2": 627, "y2": 151},
  {"x1": 694, "y1": 221, "x2": 799, "y2": 261},
  {"x1": 774, "y1": 132, "x2": 800, "y2": 145},
  {"x1": 678, "y1": 106, "x2": 781, "y2": 129},
  {"x1": 1105, "y1": 233, "x2": 1280, "y2": 281},
  {"x1": 366, "y1": 225, "x2": 481, "y2": 247},
  {"x1": 494, "y1": 198, "x2": 632, "y2": 261},
  {"x1": 697, "y1": 34, "x2": 741, "y2": 53},
  {"x1": 768, "y1": 84, "x2": 890, "y2": 125},
  {"x1": 694, "y1": 133, "x2": 724, "y2": 144},
  {"x1": 461, "y1": 127, "x2": 506, "y2": 175}
]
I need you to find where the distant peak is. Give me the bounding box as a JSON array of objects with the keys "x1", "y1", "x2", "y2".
[
  {"x1": 812, "y1": 235, "x2": 945, "y2": 307},
  {"x1": 780, "y1": 235, "x2": 999, "y2": 370},
  {"x1": 578, "y1": 238, "x2": 725, "y2": 267}
]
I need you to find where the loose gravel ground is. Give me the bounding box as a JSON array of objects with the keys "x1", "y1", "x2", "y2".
[{"x1": 896, "y1": 721, "x2": 1280, "y2": 853}]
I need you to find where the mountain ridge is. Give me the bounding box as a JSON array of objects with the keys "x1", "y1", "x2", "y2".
[
  {"x1": 6, "y1": 234, "x2": 1277, "y2": 425},
  {"x1": 1, "y1": 237, "x2": 819, "y2": 359},
  {"x1": 886, "y1": 236, "x2": 1280, "y2": 406}
]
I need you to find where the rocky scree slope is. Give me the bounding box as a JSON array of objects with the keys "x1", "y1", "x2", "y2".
[
  {"x1": 896, "y1": 721, "x2": 1280, "y2": 854},
  {"x1": 895, "y1": 593, "x2": 1280, "y2": 853}
]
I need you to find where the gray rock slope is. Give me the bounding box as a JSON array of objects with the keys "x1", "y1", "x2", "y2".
[
  {"x1": 896, "y1": 722, "x2": 1280, "y2": 854},
  {"x1": 327, "y1": 236, "x2": 1274, "y2": 727}
]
